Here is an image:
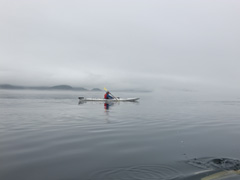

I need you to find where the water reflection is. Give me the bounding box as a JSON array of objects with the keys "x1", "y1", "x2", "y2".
[
  {"x1": 78, "y1": 100, "x2": 86, "y2": 105},
  {"x1": 104, "y1": 102, "x2": 115, "y2": 123},
  {"x1": 104, "y1": 103, "x2": 110, "y2": 110},
  {"x1": 104, "y1": 102, "x2": 114, "y2": 110},
  {"x1": 77, "y1": 100, "x2": 139, "y2": 124}
]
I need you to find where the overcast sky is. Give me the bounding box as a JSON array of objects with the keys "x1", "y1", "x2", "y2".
[{"x1": 0, "y1": 0, "x2": 239, "y2": 90}]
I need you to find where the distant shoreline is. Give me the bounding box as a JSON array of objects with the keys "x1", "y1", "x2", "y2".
[
  {"x1": 0, "y1": 84, "x2": 151, "y2": 93},
  {"x1": 0, "y1": 84, "x2": 101, "y2": 91}
]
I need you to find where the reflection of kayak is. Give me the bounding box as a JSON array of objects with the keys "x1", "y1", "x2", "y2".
[{"x1": 78, "y1": 97, "x2": 139, "y2": 102}]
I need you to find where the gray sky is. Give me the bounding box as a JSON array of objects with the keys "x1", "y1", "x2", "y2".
[{"x1": 0, "y1": 0, "x2": 239, "y2": 90}]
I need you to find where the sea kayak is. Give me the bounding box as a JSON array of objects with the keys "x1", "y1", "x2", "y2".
[{"x1": 78, "y1": 97, "x2": 139, "y2": 102}]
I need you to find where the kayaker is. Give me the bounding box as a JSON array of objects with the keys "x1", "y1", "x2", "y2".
[{"x1": 104, "y1": 91, "x2": 113, "y2": 99}]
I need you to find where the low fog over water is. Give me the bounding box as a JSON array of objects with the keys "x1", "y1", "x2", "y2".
[{"x1": 0, "y1": 0, "x2": 240, "y2": 93}]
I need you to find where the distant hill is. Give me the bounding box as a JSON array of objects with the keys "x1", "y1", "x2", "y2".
[
  {"x1": 0, "y1": 84, "x2": 25, "y2": 89},
  {"x1": 91, "y1": 88, "x2": 102, "y2": 91},
  {"x1": 0, "y1": 84, "x2": 150, "y2": 92},
  {"x1": 0, "y1": 84, "x2": 91, "y2": 91},
  {"x1": 74, "y1": 87, "x2": 88, "y2": 91},
  {"x1": 50, "y1": 85, "x2": 73, "y2": 90}
]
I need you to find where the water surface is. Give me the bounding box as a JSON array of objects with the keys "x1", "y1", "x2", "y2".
[{"x1": 0, "y1": 90, "x2": 240, "y2": 180}]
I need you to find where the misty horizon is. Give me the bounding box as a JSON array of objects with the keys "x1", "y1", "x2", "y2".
[{"x1": 1, "y1": 0, "x2": 240, "y2": 92}]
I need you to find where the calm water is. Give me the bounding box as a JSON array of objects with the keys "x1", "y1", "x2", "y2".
[{"x1": 0, "y1": 90, "x2": 240, "y2": 180}]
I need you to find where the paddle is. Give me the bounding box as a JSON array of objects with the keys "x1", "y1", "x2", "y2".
[{"x1": 104, "y1": 87, "x2": 119, "y2": 100}]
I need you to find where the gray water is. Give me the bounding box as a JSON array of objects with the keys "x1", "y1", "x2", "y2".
[{"x1": 0, "y1": 90, "x2": 240, "y2": 180}]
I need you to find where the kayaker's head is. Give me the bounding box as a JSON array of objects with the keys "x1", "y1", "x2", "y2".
[{"x1": 106, "y1": 91, "x2": 109, "y2": 94}]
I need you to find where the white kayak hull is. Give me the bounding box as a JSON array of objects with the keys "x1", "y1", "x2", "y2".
[{"x1": 78, "y1": 97, "x2": 139, "y2": 102}]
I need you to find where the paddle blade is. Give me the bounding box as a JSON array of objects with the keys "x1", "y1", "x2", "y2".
[{"x1": 104, "y1": 87, "x2": 108, "y2": 92}]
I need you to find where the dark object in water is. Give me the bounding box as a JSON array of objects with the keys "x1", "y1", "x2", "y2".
[{"x1": 188, "y1": 157, "x2": 240, "y2": 171}]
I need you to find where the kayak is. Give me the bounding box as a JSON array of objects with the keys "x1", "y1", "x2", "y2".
[{"x1": 78, "y1": 97, "x2": 139, "y2": 102}]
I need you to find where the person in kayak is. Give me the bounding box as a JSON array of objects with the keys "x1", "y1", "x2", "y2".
[{"x1": 104, "y1": 91, "x2": 113, "y2": 99}]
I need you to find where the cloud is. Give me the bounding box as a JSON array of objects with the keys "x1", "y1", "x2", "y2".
[{"x1": 0, "y1": 0, "x2": 240, "y2": 91}]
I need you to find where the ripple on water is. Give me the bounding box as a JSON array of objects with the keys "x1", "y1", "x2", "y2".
[
  {"x1": 89, "y1": 158, "x2": 240, "y2": 180},
  {"x1": 89, "y1": 164, "x2": 183, "y2": 180}
]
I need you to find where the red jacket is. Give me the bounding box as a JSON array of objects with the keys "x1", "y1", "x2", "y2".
[{"x1": 104, "y1": 93, "x2": 108, "y2": 99}]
